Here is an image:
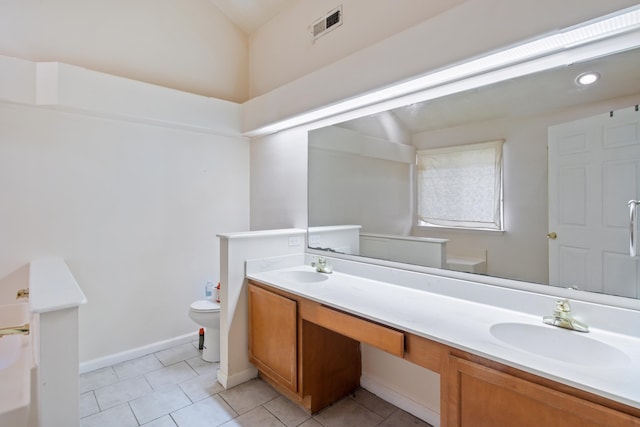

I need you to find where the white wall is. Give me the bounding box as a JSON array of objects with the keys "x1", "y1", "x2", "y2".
[
  {"x1": 0, "y1": 0, "x2": 249, "y2": 102},
  {"x1": 0, "y1": 60, "x2": 250, "y2": 364},
  {"x1": 250, "y1": 128, "x2": 308, "y2": 231},
  {"x1": 308, "y1": 147, "x2": 412, "y2": 234},
  {"x1": 308, "y1": 126, "x2": 414, "y2": 235},
  {"x1": 249, "y1": 0, "x2": 466, "y2": 97},
  {"x1": 361, "y1": 345, "x2": 440, "y2": 423}
]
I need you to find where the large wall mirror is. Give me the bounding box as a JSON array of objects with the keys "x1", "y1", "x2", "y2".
[{"x1": 308, "y1": 36, "x2": 640, "y2": 301}]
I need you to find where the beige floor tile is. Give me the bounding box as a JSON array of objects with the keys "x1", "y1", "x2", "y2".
[
  {"x1": 141, "y1": 415, "x2": 178, "y2": 426},
  {"x1": 113, "y1": 354, "x2": 164, "y2": 380},
  {"x1": 219, "y1": 378, "x2": 279, "y2": 414},
  {"x1": 263, "y1": 395, "x2": 311, "y2": 427},
  {"x1": 171, "y1": 395, "x2": 237, "y2": 427},
  {"x1": 220, "y1": 405, "x2": 286, "y2": 427},
  {"x1": 378, "y1": 409, "x2": 434, "y2": 426},
  {"x1": 313, "y1": 398, "x2": 383, "y2": 427},
  {"x1": 94, "y1": 376, "x2": 152, "y2": 410},
  {"x1": 80, "y1": 366, "x2": 118, "y2": 393},
  {"x1": 186, "y1": 354, "x2": 220, "y2": 376},
  {"x1": 179, "y1": 372, "x2": 225, "y2": 402},
  {"x1": 298, "y1": 419, "x2": 323, "y2": 427},
  {"x1": 80, "y1": 403, "x2": 138, "y2": 427},
  {"x1": 78, "y1": 340, "x2": 420, "y2": 427},
  {"x1": 146, "y1": 361, "x2": 198, "y2": 388},
  {"x1": 156, "y1": 342, "x2": 201, "y2": 366},
  {"x1": 351, "y1": 388, "x2": 397, "y2": 418},
  {"x1": 80, "y1": 391, "x2": 100, "y2": 418},
  {"x1": 129, "y1": 384, "x2": 192, "y2": 425}
]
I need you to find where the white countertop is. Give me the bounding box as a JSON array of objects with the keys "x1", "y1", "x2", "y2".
[
  {"x1": 247, "y1": 264, "x2": 640, "y2": 410},
  {"x1": 29, "y1": 258, "x2": 87, "y2": 314}
]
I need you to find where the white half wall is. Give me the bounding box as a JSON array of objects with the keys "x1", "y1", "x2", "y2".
[{"x1": 217, "y1": 231, "x2": 306, "y2": 389}]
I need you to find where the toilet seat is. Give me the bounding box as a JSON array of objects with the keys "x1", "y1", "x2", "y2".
[
  {"x1": 190, "y1": 300, "x2": 220, "y2": 312},
  {"x1": 188, "y1": 299, "x2": 221, "y2": 362}
]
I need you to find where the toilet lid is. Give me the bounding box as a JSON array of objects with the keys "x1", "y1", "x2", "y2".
[{"x1": 190, "y1": 300, "x2": 220, "y2": 312}]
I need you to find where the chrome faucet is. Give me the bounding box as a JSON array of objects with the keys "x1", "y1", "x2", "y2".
[
  {"x1": 0, "y1": 323, "x2": 30, "y2": 338},
  {"x1": 311, "y1": 257, "x2": 333, "y2": 274},
  {"x1": 542, "y1": 299, "x2": 589, "y2": 332}
]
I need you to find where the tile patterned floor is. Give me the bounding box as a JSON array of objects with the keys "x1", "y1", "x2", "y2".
[{"x1": 80, "y1": 340, "x2": 434, "y2": 427}]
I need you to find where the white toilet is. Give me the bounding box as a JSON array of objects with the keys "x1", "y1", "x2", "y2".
[{"x1": 188, "y1": 300, "x2": 220, "y2": 362}]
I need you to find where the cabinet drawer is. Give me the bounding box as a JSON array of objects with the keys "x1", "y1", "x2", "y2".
[{"x1": 302, "y1": 301, "x2": 404, "y2": 357}]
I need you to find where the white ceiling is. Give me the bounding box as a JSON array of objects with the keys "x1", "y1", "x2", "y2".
[{"x1": 208, "y1": 0, "x2": 296, "y2": 34}]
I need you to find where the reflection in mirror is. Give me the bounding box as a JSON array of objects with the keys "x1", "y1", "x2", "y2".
[{"x1": 308, "y1": 46, "x2": 640, "y2": 300}]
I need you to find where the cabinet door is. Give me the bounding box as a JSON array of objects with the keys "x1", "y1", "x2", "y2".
[
  {"x1": 248, "y1": 284, "x2": 297, "y2": 393},
  {"x1": 447, "y1": 356, "x2": 640, "y2": 427}
]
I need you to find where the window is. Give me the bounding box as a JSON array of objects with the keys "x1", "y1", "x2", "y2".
[{"x1": 416, "y1": 140, "x2": 504, "y2": 230}]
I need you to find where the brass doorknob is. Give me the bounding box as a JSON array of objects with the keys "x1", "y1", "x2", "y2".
[{"x1": 547, "y1": 232, "x2": 557, "y2": 240}]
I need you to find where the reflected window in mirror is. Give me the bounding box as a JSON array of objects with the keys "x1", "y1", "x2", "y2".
[{"x1": 416, "y1": 139, "x2": 504, "y2": 231}]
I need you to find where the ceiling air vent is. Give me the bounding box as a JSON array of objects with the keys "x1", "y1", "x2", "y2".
[{"x1": 311, "y1": 6, "x2": 343, "y2": 40}]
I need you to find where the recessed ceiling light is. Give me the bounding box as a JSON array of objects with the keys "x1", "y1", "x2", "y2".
[{"x1": 576, "y1": 71, "x2": 601, "y2": 86}]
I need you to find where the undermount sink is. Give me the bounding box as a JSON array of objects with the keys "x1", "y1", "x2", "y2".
[
  {"x1": 490, "y1": 322, "x2": 630, "y2": 367},
  {"x1": 278, "y1": 270, "x2": 330, "y2": 283}
]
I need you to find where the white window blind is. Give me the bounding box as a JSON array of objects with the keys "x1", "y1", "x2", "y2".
[{"x1": 417, "y1": 140, "x2": 504, "y2": 230}]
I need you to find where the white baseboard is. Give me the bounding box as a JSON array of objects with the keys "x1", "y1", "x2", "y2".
[
  {"x1": 360, "y1": 374, "x2": 440, "y2": 427},
  {"x1": 217, "y1": 366, "x2": 258, "y2": 389},
  {"x1": 79, "y1": 332, "x2": 198, "y2": 374}
]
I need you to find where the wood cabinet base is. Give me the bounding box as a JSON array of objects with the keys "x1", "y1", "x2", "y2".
[
  {"x1": 249, "y1": 280, "x2": 640, "y2": 425},
  {"x1": 248, "y1": 282, "x2": 361, "y2": 414},
  {"x1": 301, "y1": 320, "x2": 361, "y2": 413},
  {"x1": 447, "y1": 355, "x2": 640, "y2": 427},
  {"x1": 254, "y1": 321, "x2": 361, "y2": 414}
]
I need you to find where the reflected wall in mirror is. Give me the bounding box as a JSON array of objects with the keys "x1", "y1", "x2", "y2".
[{"x1": 308, "y1": 46, "x2": 640, "y2": 300}]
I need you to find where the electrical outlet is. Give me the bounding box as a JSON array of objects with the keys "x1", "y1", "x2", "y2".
[
  {"x1": 309, "y1": 235, "x2": 321, "y2": 246},
  {"x1": 288, "y1": 236, "x2": 302, "y2": 247}
]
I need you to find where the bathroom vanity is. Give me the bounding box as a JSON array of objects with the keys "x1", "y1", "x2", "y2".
[{"x1": 247, "y1": 262, "x2": 640, "y2": 426}]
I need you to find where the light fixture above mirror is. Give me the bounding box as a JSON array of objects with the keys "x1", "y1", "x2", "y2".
[{"x1": 245, "y1": 4, "x2": 640, "y2": 137}]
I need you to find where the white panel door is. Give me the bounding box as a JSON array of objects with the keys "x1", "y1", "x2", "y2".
[{"x1": 548, "y1": 106, "x2": 640, "y2": 298}]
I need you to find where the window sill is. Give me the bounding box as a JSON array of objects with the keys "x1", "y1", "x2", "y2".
[{"x1": 415, "y1": 224, "x2": 505, "y2": 234}]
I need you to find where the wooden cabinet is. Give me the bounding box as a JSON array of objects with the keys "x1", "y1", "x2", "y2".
[
  {"x1": 248, "y1": 284, "x2": 298, "y2": 392},
  {"x1": 299, "y1": 319, "x2": 361, "y2": 412},
  {"x1": 248, "y1": 281, "x2": 361, "y2": 413},
  {"x1": 248, "y1": 280, "x2": 640, "y2": 424},
  {"x1": 446, "y1": 355, "x2": 640, "y2": 427}
]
